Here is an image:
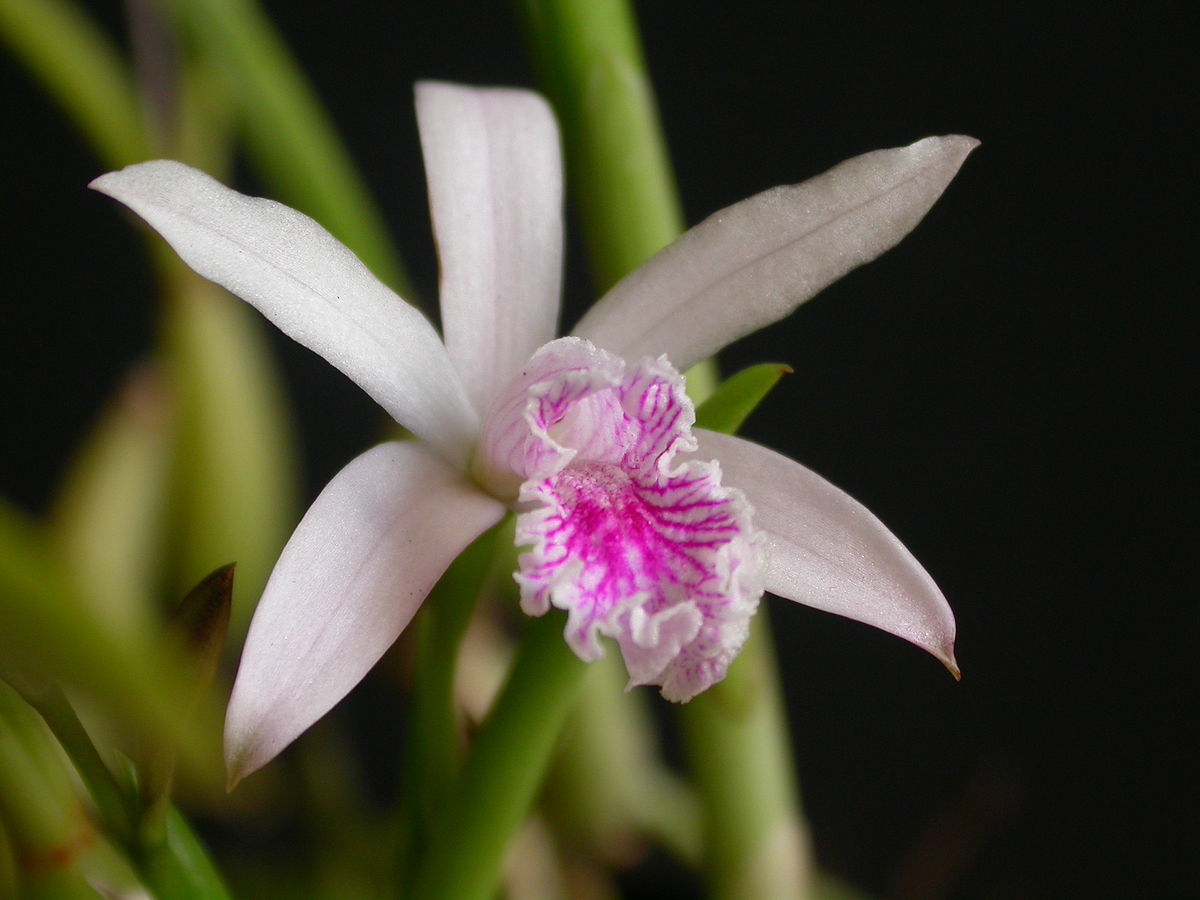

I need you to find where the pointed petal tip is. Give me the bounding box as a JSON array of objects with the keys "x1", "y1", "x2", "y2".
[
  {"x1": 942, "y1": 133, "x2": 981, "y2": 150},
  {"x1": 87, "y1": 160, "x2": 168, "y2": 194},
  {"x1": 906, "y1": 134, "x2": 980, "y2": 171},
  {"x1": 223, "y1": 719, "x2": 267, "y2": 792},
  {"x1": 949, "y1": 134, "x2": 982, "y2": 161},
  {"x1": 940, "y1": 646, "x2": 962, "y2": 681},
  {"x1": 937, "y1": 134, "x2": 981, "y2": 166},
  {"x1": 911, "y1": 623, "x2": 959, "y2": 680},
  {"x1": 902, "y1": 631, "x2": 959, "y2": 680}
]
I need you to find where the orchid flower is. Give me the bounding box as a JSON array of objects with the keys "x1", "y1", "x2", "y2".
[{"x1": 91, "y1": 81, "x2": 976, "y2": 784}]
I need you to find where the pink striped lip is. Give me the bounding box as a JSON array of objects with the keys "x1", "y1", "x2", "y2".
[{"x1": 480, "y1": 338, "x2": 764, "y2": 701}]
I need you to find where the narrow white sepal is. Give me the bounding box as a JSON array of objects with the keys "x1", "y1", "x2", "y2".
[
  {"x1": 417, "y1": 81, "x2": 563, "y2": 414},
  {"x1": 90, "y1": 161, "x2": 480, "y2": 467},
  {"x1": 223, "y1": 442, "x2": 504, "y2": 785},
  {"x1": 574, "y1": 136, "x2": 979, "y2": 371},
  {"x1": 696, "y1": 429, "x2": 958, "y2": 674}
]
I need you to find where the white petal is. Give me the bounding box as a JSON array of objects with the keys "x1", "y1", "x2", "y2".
[
  {"x1": 224, "y1": 441, "x2": 505, "y2": 784},
  {"x1": 574, "y1": 136, "x2": 979, "y2": 371},
  {"x1": 90, "y1": 162, "x2": 479, "y2": 466},
  {"x1": 695, "y1": 429, "x2": 957, "y2": 673},
  {"x1": 417, "y1": 81, "x2": 563, "y2": 414}
]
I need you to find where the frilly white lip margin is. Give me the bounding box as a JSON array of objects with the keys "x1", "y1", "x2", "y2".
[{"x1": 90, "y1": 79, "x2": 975, "y2": 784}]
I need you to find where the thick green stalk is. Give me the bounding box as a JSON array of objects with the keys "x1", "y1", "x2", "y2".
[
  {"x1": 679, "y1": 612, "x2": 813, "y2": 899},
  {"x1": 544, "y1": 654, "x2": 701, "y2": 866},
  {"x1": 0, "y1": 0, "x2": 150, "y2": 167},
  {"x1": 407, "y1": 612, "x2": 588, "y2": 900},
  {"x1": 518, "y1": 0, "x2": 683, "y2": 293}
]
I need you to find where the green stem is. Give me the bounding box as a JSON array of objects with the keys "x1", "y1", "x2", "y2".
[
  {"x1": 679, "y1": 611, "x2": 813, "y2": 898},
  {"x1": 407, "y1": 612, "x2": 588, "y2": 900},
  {"x1": 518, "y1": 0, "x2": 682, "y2": 293},
  {"x1": 544, "y1": 654, "x2": 702, "y2": 866},
  {"x1": 401, "y1": 521, "x2": 504, "y2": 870}
]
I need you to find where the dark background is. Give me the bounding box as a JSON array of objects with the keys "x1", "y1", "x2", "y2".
[{"x1": 3, "y1": 2, "x2": 1192, "y2": 897}]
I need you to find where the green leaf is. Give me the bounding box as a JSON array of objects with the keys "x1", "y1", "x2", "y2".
[
  {"x1": 141, "y1": 564, "x2": 235, "y2": 837},
  {"x1": 49, "y1": 364, "x2": 172, "y2": 645},
  {"x1": 136, "y1": 807, "x2": 233, "y2": 900},
  {"x1": 0, "y1": 499, "x2": 221, "y2": 780},
  {"x1": 694, "y1": 363, "x2": 792, "y2": 436},
  {"x1": 0, "y1": 682, "x2": 111, "y2": 900},
  {"x1": 163, "y1": 268, "x2": 298, "y2": 634},
  {"x1": 3, "y1": 674, "x2": 138, "y2": 851}
]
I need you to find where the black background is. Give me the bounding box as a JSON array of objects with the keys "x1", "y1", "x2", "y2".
[{"x1": 2, "y1": 2, "x2": 1192, "y2": 897}]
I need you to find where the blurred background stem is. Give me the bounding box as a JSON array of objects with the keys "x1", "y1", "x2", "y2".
[
  {"x1": 680, "y1": 613, "x2": 814, "y2": 899},
  {"x1": 0, "y1": 0, "x2": 150, "y2": 167}
]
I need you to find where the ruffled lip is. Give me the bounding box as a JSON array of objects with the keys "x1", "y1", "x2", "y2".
[{"x1": 489, "y1": 338, "x2": 766, "y2": 700}]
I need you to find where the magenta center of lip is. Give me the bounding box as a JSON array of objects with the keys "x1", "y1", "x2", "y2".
[{"x1": 530, "y1": 460, "x2": 735, "y2": 651}]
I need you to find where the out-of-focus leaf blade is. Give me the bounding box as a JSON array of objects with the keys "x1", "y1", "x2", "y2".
[
  {"x1": 694, "y1": 363, "x2": 792, "y2": 436},
  {"x1": 137, "y1": 807, "x2": 234, "y2": 900},
  {"x1": 164, "y1": 268, "x2": 298, "y2": 633},
  {"x1": 0, "y1": 499, "x2": 221, "y2": 778},
  {"x1": 4, "y1": 674, "x2": 138, "y2": 850},
  {"x1": 0, "y1": 682, "x2": 113, "y2": 900},
  {"x1": 141, "y1": 564, "x2": 234, "y2": 837},
  {"x1": 0, "y1": 0, "x2": 149, "y2": 167},
  {"x1": 50, "y1": 363, "x2": 172, "y2": 643},
  {"x1": 170, "y1": 563, "x2": 234, "y2": 688}
]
